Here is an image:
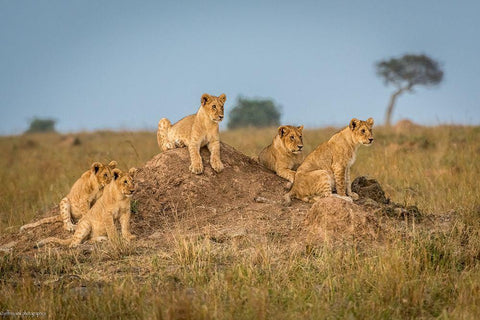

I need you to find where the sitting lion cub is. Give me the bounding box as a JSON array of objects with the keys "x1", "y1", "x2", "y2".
[
  {"x1": 20, "y1": 161, "x2": 117, "y2": 232},
  {"x1": 157, "y1": 93, "x2": 226, "y2": 174},
  {"x1": 258, "y1": 125, "x2": 304, "y2": 183},
  {"x1": 284, "y1": 118, "x2": 374, "y2": 205},
  {"x1": 36, "y1": 168, "x2": 137, "y2": 248}
]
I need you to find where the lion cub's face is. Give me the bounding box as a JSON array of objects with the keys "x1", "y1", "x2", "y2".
[
  {"x1": 201, "y1": 93, "x2": 226, "y2": 123},
  {"x1": 92, "y1": 162, "x2": 114, "y2": 188},
  {"x1": 279, "y1": 125, "x2": 304, "y2": 154},
  {"x1": 349, "y1": 118, "x2": 374, "y2": 146},
  {"x1": 112, "y1": 168, "x2": 136, "y2": 198}
]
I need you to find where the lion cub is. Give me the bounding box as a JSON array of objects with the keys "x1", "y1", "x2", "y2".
[
  {"x1": 20, "y1": 161, "x2": 117, "y2": 233},
  {"x1": 284, "y1": 118, "x2": 374, "y2": 205},
  {"x1": 258, "y1": 125, "x2": 304, "y2": 183},
  {"x1": 36, "y1": 168, "x2": 136, "y2": 248},
  {"x1": 157, "y1": 93, "x2": 226, "y2": 174}
]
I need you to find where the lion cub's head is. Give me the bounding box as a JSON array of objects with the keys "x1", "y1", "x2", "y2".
[
  {"x1": 278, "y1": 125, "x2": 304, "y2": 154},
  {"x1": 92, "y1": 160, "x2": 117, "y2": 188},
  {"x1": 112, "y1": 168, "x2": 136, "y2": 198},
  {"x1": 201, "y1": 93, "x2": 226, "y2": 123},
  {"x1": 349, "y1": 118, "x2": 374, "y2": 146}
]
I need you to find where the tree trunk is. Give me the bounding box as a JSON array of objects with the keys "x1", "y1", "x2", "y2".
[{"x1": 385, "y1": 85, "x2": 411, "y2": 127}]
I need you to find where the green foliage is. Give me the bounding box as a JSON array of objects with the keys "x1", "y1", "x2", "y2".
[
  {"x1": 227, "y1": 97, "x2": 281, "y2": 129},
  {"x1": 376, "y1": 54, "x2": 444, "y2": 89},
  {"x1": 25, "y1": 118, "x2": 57, "y2": 133}
]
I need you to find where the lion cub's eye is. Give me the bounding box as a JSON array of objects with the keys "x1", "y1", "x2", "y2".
[
  {"x1": 361, "y1": 129, "x2": 365, "y2": 133},
  {"x1": 212, "y1": 105, "x2": 216, "y2": 110},
  {"x1": 104, "y1": 174, "x2": 108, "y2": 178},
  {"x1": 290, "y1": 135, "x2": 295, "y2": 140}
]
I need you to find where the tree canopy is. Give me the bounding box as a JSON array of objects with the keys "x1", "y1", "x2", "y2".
[
  {"x1": 227, "y1": 97, "x2": 281, "y2": 129},
  {"x1": 25, "y1": 118, "x2": 57, "y2": 133}
]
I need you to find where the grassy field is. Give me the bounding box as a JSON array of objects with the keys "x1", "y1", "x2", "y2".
[{"x1": 1, "y1": 125, "x2": 480, "y2": 319}]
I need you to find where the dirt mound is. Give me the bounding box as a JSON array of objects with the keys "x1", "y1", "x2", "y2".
[
  {"x1": 306, "y1": 197, "x2": 381, "y2": 245},
  {"x1": 1, "y1": 143, "x2": 429, "y2": 253},
  {"x1": 394, "y1": 119, "x2": 421, "y2": 132},
  {"x1": 131, "y1": 143, "x2": 310, "y2": 245}
]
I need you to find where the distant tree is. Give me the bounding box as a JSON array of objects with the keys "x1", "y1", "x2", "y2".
[
  {"x1": 25, "y1": 118, "x2": 57, "y2": 133},
  {"x1": 375, "y1": 54, "x2": 444, "y2": 127},
  {"x1": 227, "y1": 97, "x2": 281, "y2": 129}
]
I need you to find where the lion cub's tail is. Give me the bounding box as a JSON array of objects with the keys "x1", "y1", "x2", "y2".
[
  {"x1": 20, "y1": 215, "x2": 62, "y2": 232},
  {"x1": 157, "y1": 118, "x2": 172, "y2": 151},
  {"x1": 35, "y1": 237, "x2": 72, "y2": 248}
]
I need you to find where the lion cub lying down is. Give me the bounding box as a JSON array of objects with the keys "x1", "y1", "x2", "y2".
[
  {"x1": 284, "y1": 118, "x2": 374, "y2": 205},
  {"x1": 157, "y1": 93, "x2": 226, "y2": 174},
  {"x1": 36, "y1": 168, "x2": 136, "y2": 248},
  {"x1": 258, "y1": 125, "x2": 304, "y2": 183},
  {"x1": 20, "y1": 161, "x2": 117, "y2": 233}
]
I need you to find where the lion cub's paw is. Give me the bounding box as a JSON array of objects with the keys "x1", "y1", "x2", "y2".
[
  {"x1": 211, "y1": 160, "x2": 224, "y2": 173},
  {"x1": 189, "y1": 163, "x2": 204, "y2": 175},
  {"x1": 64, "y1": 224, "x2": 76, "y2": 232},
  {"x1": 349, "y1": 192, "x2": 359, "y2": 201},
  {"x1": 125, "y1": 235, "x2": 137, "y2": 242},
  {"x1": 332, "y1": 194, "x2": 353, "y2": 202}
]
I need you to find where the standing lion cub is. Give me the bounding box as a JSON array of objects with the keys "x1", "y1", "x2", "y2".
[
  {"x1": 284, "y1": 118, "x2": 374, "y2": 205},
  {"x1": 157, "y1": 93, "x2": 226, "y2": 174},
  {"x1": 258, "y1": 125, "x2": 304, "y2": 183}
]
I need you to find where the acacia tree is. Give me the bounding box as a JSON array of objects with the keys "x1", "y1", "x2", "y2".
[
  {"x1": 376, "y1": 54, "x2": 444, "y2": 126},
  {"x1": 227, "y1": 97, "x2": 281, "y2": 129}
]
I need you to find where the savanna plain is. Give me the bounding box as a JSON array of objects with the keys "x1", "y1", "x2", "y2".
[{"x1": 1, "y1": 124, "x2": 480, "y2": 319}]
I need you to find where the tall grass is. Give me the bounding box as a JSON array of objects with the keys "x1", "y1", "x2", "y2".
[{"x1": 1, "y1": 125, "x2": 480, "y2": 319}]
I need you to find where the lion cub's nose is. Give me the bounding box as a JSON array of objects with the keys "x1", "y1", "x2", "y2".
[
  {"x1": 298, "y1": 145, "x2": 303, "y2": 150},
  {"x1": 369, "y1": 138, "x2": 374, "y2": 143},
  {"x1": 218, "y1": 115, "x2": 224, "y2": 119}
]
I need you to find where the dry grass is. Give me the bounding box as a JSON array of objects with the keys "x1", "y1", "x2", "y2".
[{"x1": 1, "y1": 125, "x2": 480, "y2": 319}]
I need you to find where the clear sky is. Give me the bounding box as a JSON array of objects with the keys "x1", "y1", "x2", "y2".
[{"x1": 1, "y1": 0, "x2": 479, "y2": 134}]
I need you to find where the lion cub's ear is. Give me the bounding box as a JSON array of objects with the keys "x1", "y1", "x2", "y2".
[
  {"x1": 349, "y1": 118, "x2": 359, "y2": 130},
  {"x1": 112, "y1": 168, "x2": 123, "y2": 180},
  {"x1": 91, "y1": 162, "x2": 103, "y2": 174},
  {"x1": 218, "y1": 94, "x2": 226, "y2": 103},
  {"x1": 108, "y1": 160, "x2": 118, "y2": 169},
  {"x1": 128, "y1": 167, "x2": 137, "y2": 177},
  {"x1": 366, "y1": 117, "x2": 374, "y2": 127},
  {"x1": 297, "y1": 125, "x2": 304, "y2": 132},
  {"x1": 278, "y1": 125, "x2": 288, "y2": 137},
  {"x1": 201, "y1": 93, "x2": 211, "y2": 106}
]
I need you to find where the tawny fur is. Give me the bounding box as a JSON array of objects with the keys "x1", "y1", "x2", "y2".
[
  {"x1": 36, "y1": 168, "x2": 137, "y2": 248},
  {"x1": 157, "y1": 93, "x2": 226, "y2": 174},
  {"x1": 20, "y1": 161, "x2": 117, "y2": 232},
  {"x1": 284, "y1": 118, "x2": 374, "y2": 205},
  {"x1": 258, "y1": 125, "x2": 304, "y2": 183}
]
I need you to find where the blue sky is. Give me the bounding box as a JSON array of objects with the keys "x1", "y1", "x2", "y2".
[{"x1": 1, "y1": 0, "x2": 479, "y2": 134}]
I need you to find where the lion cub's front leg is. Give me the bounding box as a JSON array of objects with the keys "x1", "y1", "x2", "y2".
[
  {"x1": 188, "y1": 141, "x2": 204, "y2": 174},
  {"x1": 208, "y1": 140, "x2": 224, "y2": 173},
  {"x1": 332, "y1": 163, "x2": 348, "y2": 197},
  {"x1": 276, "y1": 167, "x2": 296, "y2": 183},
  {"x1": 119, "y1": 209, "x2": 136, "y2": 241},
  {"x1": 345, "y1": 166, "x2": 359, "y2": 200}
]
